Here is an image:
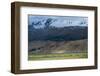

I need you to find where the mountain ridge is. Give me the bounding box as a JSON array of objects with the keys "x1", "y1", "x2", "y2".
[{"x1": 28, "y1": 26, "x2": 88, "y2": 41}]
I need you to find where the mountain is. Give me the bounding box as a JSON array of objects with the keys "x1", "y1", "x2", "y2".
[{"x1": 28, "y1": 26, "x2": 88, "y2": 41}]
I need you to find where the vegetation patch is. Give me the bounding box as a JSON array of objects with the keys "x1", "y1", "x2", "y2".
[{"x1": 28, "y1": 52, "x2": 88, "y2": 60}]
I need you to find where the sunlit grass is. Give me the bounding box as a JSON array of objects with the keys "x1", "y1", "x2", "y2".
[{"x1": 28, "y1": 52, "x2": 88, "y2": 61}]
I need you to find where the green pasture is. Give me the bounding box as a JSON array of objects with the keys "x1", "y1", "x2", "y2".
[{"x1": 28, "y1": 52, "x2": 88, "y2": 61}]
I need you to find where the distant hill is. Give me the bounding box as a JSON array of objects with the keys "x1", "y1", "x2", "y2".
[{"x1": 28, "y1": 26, "x2": 88, "y2": 41}]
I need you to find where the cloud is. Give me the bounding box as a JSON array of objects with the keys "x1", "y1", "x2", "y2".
[{"x1": 28, "y1": 15, "x2": 88, "y2": 28}]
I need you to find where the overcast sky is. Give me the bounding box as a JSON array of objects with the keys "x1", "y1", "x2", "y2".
[{"x1": 28, "y1": 15, "x2": 88, "y2": 28}]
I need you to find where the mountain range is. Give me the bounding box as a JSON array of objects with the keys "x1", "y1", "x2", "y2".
[{"x1": 28, "y1": 25, "x2": 88, "y2": 41}]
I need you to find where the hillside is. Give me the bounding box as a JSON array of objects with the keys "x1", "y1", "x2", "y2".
[{"x1": 28, "y1": 39, "x2": 87, "y2": 54}]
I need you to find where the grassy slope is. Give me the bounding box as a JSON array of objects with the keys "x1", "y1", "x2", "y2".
[{"x1": 28, "y1": 39, "x2": 88, "y2": 60}]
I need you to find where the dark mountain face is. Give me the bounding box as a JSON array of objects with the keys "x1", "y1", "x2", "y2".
[{"x1": 28, "y1": 26, "x2": 88, "y2": 41}]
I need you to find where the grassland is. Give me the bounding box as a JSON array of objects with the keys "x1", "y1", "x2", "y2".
[
  {"x1": 28, "y1": 39, "x2": 88, "y2": 60},
  {"x1": 28, "y1": 52, "x2": 88, "y2": 61}
]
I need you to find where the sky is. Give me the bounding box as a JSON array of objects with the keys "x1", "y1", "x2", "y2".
[{"x1": 28, "y1": 15, "x2": 88, "y2": 28}]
